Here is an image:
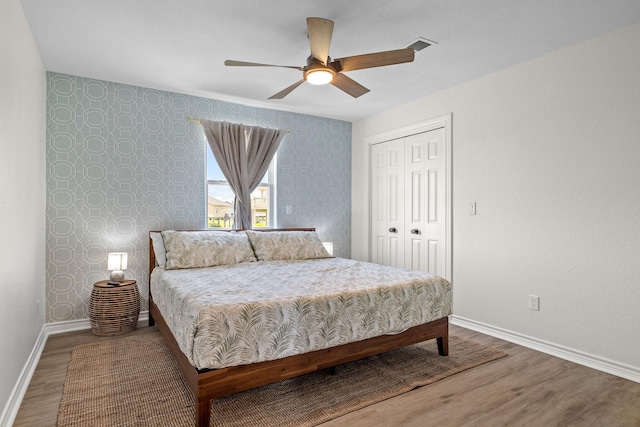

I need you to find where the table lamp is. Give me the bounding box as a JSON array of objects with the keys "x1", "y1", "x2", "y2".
[
  {"x1": 107, "y1": 252, "x2": 128, "y2": 282},
  {"x1": 322, "y1": 242, "x2": 333, "y2": 256}
]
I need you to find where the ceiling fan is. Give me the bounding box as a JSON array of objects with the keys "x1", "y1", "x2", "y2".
[{"x1": 224, "y1": 17, "x2": 415, "y2": 99}]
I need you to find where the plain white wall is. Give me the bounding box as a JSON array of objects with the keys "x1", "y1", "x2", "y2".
[
  {"x1": 0, "y1": 0, "x2": 46, "y2": 418},
  {"x1": 352, "y1": 22, "x2": 640, "y2": 369}
]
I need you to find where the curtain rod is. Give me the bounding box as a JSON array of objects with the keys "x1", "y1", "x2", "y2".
[{"x1": 187, "y1": 117, "x2": 290, "y2": 134}]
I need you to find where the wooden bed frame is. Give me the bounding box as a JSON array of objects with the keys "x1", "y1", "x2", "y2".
[{"x1": 148, "y1": 229, "x2": 449, "y2": 426}]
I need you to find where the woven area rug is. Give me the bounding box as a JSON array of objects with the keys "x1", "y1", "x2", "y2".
[{"x1": 57, "y1": 331, "x2": 506, "y2": 426}]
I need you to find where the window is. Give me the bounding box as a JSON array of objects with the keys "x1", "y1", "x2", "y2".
[{"x1": 206, "y1": 145, "x2": 275, "y2": 229}]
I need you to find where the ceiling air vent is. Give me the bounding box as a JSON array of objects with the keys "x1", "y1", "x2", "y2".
[{"x1": 406, "y1": 37, "x2": 435, "y2": 52}]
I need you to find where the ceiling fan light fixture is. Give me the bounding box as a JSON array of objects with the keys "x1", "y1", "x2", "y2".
[{"x1": 305, "y1": 68, "x2": 334, "y2": 85}]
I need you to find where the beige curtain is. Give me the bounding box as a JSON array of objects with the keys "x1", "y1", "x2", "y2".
[{"x1": 201, "y1": 120, "x2": 285, "y2": 229}]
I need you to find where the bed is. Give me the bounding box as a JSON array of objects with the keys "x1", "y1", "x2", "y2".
[{"x1": 148, "y1": 228, "x2": 452, "y2": 426}]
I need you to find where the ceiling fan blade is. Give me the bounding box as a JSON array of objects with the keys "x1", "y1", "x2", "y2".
[
  {"x1": 330, "y1": 73, "x2": 370, "y2": 98},
  {"x1": 307, "y1": 17, "x2": 334, "y2": 65},
  {"x1": 333, "y1": 48, "x2": 415, "y2": 72},
  {"x1": 268, "y1": 79, "x2": 306, "y2": 99},
  {"x1": 225, "y1": 60, "x2": 302, "y2": 70}
]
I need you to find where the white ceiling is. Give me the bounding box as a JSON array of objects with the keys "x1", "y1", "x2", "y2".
[{"x1": 20, "y1": 0, "x2": 640, "y2": 122}]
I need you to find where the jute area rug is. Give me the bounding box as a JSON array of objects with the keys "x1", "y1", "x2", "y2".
[{"x1": 57, "y1": 331, "x2": 505, "y2": 427}]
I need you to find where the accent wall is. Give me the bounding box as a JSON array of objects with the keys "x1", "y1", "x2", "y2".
[{"x1": 46, "y1": 73, "x2": 351, "y2": 323}]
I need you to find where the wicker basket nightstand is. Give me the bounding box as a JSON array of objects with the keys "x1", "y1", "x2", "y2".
[{"x1": 89, "y1": 280, "x2": 140, "y2": 336}]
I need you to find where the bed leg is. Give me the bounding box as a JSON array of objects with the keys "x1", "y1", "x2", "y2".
[
  {"x1": 437, "y1": 335, "x2": 449, "y2": 356},
  {"x1": 196, "y1": 400, "x2": 211, "y2": 427},
  {"x1": 148, "y1": 313, "x2": 155, "y2": 327}
]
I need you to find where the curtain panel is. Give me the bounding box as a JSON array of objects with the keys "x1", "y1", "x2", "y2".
[{"x1": 201, "y1": 120, "x2": 285, "y2": 229}]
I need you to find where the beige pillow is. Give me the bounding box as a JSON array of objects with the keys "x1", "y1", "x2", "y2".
[
  {"x1": 245, "y1": 230, "x2": 333, "y2": 261},
  {"x1": 162, "y1": 230, "x2": 256, "y2": 270}
]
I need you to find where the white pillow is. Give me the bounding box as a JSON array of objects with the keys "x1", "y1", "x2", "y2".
[
  {"x1": 162, "y1": 230, "x2": 257, "y2": 270},
  {"x1": 245, "y1": 230, "x2": 333, "y2": 261},
  {"x1": 150, "y1": 232, "x2": 167, "y2": 268}
]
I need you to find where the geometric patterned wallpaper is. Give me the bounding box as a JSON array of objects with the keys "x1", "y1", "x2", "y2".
[{"x1": 46, "y1": 72, "x2": 351, "y2": 323}]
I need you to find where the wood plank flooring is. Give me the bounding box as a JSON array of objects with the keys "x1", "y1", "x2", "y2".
[{"x1": 13, "y1": 324, "x2": 640, "y2": 426}]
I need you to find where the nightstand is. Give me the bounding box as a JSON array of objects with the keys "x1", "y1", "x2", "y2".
[{"x1": 89, "y1": 279, "x2": 140, "y2": 336}]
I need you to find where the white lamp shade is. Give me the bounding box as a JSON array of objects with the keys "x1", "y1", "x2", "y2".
[
  {"x1": 107, "y1": 252, "x2": 128, "y2": 271},
  {"x1": 322, "y1": 242, "x2": 334, "y2": 256}
]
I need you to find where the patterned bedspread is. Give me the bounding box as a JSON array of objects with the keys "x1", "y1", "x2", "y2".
[{"x1": 150, "y1": 257, "x2": 452, "y2": 370}]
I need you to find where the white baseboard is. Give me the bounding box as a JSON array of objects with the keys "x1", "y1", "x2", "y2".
[
  {"x1": 450, "y1": 315, "x2": 640, "y2": 384},
  {"x1": 43, "y1": 311, "x2": 149, "y2": 336},
  {"x1": 0, "y1": 311, "x2": 149, "y2": 427},
  {"x1": 0, "y1": 324, "x2": 47, "y2": 427}
]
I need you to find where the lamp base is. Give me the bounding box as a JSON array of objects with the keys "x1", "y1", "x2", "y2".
[{"x1": 109, "y1": 270, "x2": 125, "y2": 282}]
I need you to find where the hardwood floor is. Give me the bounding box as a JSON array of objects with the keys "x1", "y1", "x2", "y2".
[{"x1": 13, "y1": 324, "x2": 640, "y2": 426}]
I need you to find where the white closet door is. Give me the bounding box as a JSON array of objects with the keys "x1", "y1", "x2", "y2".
[
  {"x1": 370, "y1": 142, "x2": 388, "y2": 265},
  {"x1": 370, "y1": 126, "x2": 446, "y2": 275},
  {"x1": 404, "y1": 127, "x2": 446, "y2": 275},
  {"x1": 404, "y1": 132, "x2": 427, "y2": 271},
  {"x1": 387, "y1": 138, "x2": 405, "y2": 268},
  {"x1": 370, "y1": 138, "x2": 405, "y2": 267}
]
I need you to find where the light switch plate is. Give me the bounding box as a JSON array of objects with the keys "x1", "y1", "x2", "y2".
[{"x1": 468, "y1": 202, "x2": 477, "y2": 215}]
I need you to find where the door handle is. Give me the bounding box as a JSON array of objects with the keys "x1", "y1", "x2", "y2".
[
  {"x1": 388, "y1": 227, "x2": 398, "y2": 233},
  {"x1": 410, "y1": 229, "x2": 420, "y2": 235}
]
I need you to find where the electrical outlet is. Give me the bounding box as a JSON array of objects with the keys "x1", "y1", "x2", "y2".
[{"x1": 528, "y1": 295, "x2": 540, "y2": 311}]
